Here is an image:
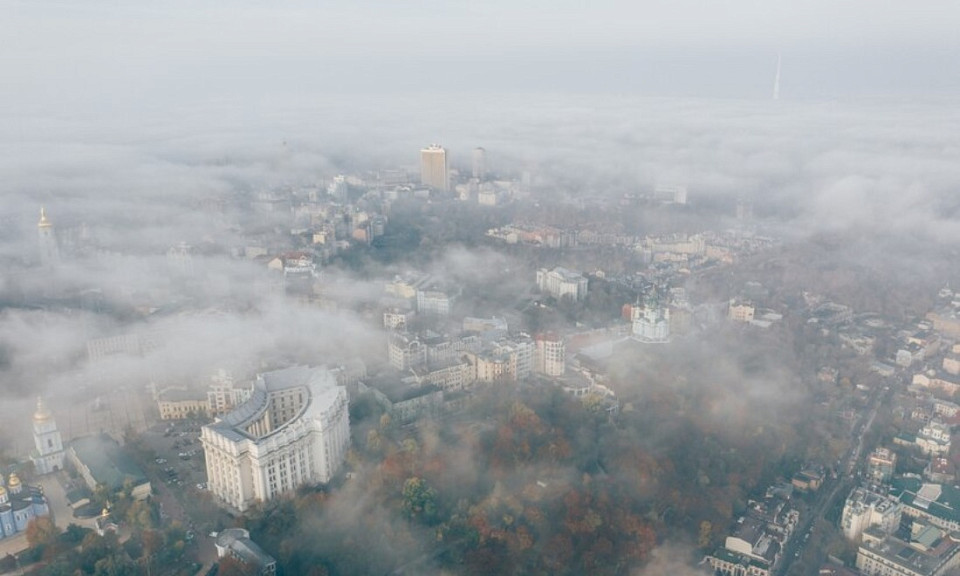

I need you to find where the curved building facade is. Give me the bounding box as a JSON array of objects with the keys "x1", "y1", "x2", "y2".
[{"x1": 201, "y1": 366, "x2": 350, "y2": 512}]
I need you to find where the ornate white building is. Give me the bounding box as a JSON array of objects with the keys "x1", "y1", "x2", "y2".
[
  {"x1": 201, "y1": 366, "x2": 350, "y2": 512},
  {"x1": 632, "y1": 299, "x2": 671, "y2": 343},
  {"x1": 31, "y1": 397, "x2": 65, "y2": 475}
]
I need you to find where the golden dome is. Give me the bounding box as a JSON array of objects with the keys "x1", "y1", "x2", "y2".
[
  {"x1": 38, "y1": 207, "x2": 52, "y2": 229},
  {"x1": 34, "y1": 397, "x2": 52, "y2": 423}
]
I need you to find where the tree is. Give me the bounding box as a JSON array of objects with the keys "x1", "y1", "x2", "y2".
[
  {"x1": 402, "y1": 477, "x2": 438, "y2": 523},
  {"x1": 61, "y1": 523, "x2": 88, "y2": 546},
  {"x1": 698, "y1": 520, "x2": 713, "y2": 549},
  {"x1": 26, "y1": 516, "x2": 58, "y2": 549}
]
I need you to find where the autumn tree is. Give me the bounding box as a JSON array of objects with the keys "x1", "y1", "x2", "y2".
[
  {"x1": 26, "y1": 516, "x2": 58, "y2": 549},
  {"x1": 401, "y1": 477, "x2": 438, "y2": 523}
]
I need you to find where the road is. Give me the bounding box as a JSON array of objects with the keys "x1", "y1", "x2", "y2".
[{"x1": 776, "y1": 382, "x2": 890, "y2": 575}]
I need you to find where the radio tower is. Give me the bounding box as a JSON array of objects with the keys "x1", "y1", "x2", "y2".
[{"x1": 773, "y1": 53, "x2": 781, "y2": 100}]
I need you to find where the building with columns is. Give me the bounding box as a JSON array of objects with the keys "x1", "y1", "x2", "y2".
[
  {"x1": 201, "y1": 366, "x2": 350, "y2": 512},
  {"x1": 31, "y1": 397, "x2": 65, "y2": 475}
]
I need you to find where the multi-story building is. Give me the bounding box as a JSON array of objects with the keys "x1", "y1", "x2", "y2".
[
  {"x1": 157, "y1": 390, "x2": 209, "y2": 420},
  {"x1": 918, "y1": 421, "x2": 951, "y2": 456},
  {"x1": 408, "y1": 360, "x2": 474, "y2": 392},
  {"x1": 536, "y1": 267, "x2": 589, "y2": 302},
  {"x1": 856, "y1": 525, "x2": 960, "y2": 576},
  {"x1": 472, "y1": 147, "x2": 486, "y2": 180},
  {"x1": 420, "y1": 145, "x2": 449, "y2": 191},
  {"x1": 729, "y1": 299, "x2": 756, "y2": 323},
  {"x1": 383, "y1": 308, "x2": 415, "y2": 330},
  {"x1": 201, "y1": 366, "x2": 349, "y2": 512},
  {"x1": 464, "y1": 338, "x2": 533, "y2": 384},
  {"x1": 207, "y1": 370, "x2": 254, "y2": 417},
  {"x1": 535, "y1": 333, "x2": 565, "y2": 377},
  {"x1": 416, "y1": 289, "x2": 452, "y2": 316},
  {"x1": 388, "y1": 332, "x2": 428, "y2": 371},
  {"x1": 867, "y1": 447, "x2": 898, "y2": 483},
  {"x1": 705, "y1": 495, "x2": 799, "y2": 576},
  {"x1": 841, "y1": 487, "x2": 903, "y2": 541},
  {"x1": 894, "y1": 479, "x2": 960, "y2": 532}
]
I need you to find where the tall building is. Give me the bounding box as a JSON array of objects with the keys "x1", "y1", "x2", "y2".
[
  {"x1": 207, "y1": 370, "x2": 254, "y2": 416},
  {"x1": 37, "y1": 207, "x2": 59, "y2": 267},
  {"x1": 867, "y1": 447, "x2": 898, "y2": 483},
  {"x1": 535, "y1": 333, "x2": 565, "y2": 377},
  {"x1": 420, "y1": 145, "x2": 449, "y2": 191},
  {"x1": 201, "y1": 366, "x2": 350, "y2": 512},
  {"x1": 472, "y1": 147, "x2": 486, "y2": 180},
  {"x1": 841, "y1": 487, "x2": 902, "y2": 542},
  {"x1": 30, "y1": 397, "x2": 65, "y2": 475}
]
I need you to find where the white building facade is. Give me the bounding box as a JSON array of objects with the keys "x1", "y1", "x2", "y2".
[
  {"x1": 536, "y1": 267, "x2": 588, "y2": 302},
  {"x1": 201, "y1": 366, "x2": 350, "y2": 512}
]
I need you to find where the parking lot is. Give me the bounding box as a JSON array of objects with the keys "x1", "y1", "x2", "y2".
[{"x1": 140, "y1": 419, "x2": 210, "y2": 501}]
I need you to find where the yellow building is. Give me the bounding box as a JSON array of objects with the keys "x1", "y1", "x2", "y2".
[
  {"x1": 157, "y1": 390, "x2": 209, "y2": 420},
  {"x1": 420, "y1": 145, "x2": 449, "y2": 191}
]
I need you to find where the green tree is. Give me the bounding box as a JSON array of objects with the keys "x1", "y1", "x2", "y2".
[{"x1": 402, "y1": 477, "x2": 438, "y2": 523}]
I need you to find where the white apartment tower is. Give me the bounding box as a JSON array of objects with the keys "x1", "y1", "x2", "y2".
[
  {"x1": 472, "y1": 147, "x2": 486, "y2": 180},
  {"x1": 535, "y1": 333, "x2": 565, "y2": 377},
  {"x1": 31, "y1": 397, "x2": 65, "y2": 475},
  {"x1": 420, "y1": 145, "x2": 449, "y2": 191},
  {"x1": 201, "y1": 366, "x2": 350, "y2": 512}
]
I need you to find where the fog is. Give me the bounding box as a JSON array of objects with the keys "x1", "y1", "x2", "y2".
[{"x1": 1, "y1": 2, "x2": 959, "y2": 574}]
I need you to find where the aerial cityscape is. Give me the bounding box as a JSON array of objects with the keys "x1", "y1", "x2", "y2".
[{"x1": 2, "y1": 2, "x2": 960, "y2": 576}]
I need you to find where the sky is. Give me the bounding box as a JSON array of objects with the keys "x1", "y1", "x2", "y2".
[{"x1": 2, "y1": 0, "x2": 959, "y2": 106}]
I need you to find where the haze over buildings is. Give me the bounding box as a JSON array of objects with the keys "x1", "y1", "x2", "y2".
[{"x1": 0, "y1": 1, "x2": 959, "y2": 575}]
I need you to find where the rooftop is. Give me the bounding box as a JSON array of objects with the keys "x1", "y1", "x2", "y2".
[
  {"x1": 217, "y1": 528, "x2": 276, "y2": 568},
  {"x1": 70, "y1": 434, "x2": 148, "y2": 492}
]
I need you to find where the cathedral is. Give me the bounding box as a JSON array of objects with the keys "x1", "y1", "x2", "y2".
[
  {"x1": 31, "y1": 397, "x2": 65, "y2": 475},
  {"x1": 0, "y1": 473, "x2": 49, "y2": 540}
]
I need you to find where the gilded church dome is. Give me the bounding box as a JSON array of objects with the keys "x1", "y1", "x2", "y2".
[{"x1": 33, "y1": 397, "x2": 52, "y2": 424}]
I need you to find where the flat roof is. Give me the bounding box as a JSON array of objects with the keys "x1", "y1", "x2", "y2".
[{"x1": 70, "y1": 434, "x2": 148, "y2": 492}]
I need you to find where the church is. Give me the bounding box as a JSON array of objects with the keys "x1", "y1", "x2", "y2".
[
  {"x1": 31, "y1": 397, "x2": 66, "y2": 475},
  {"x1": 0, "y1": 473, "x2": 49, "y2": 540}
]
